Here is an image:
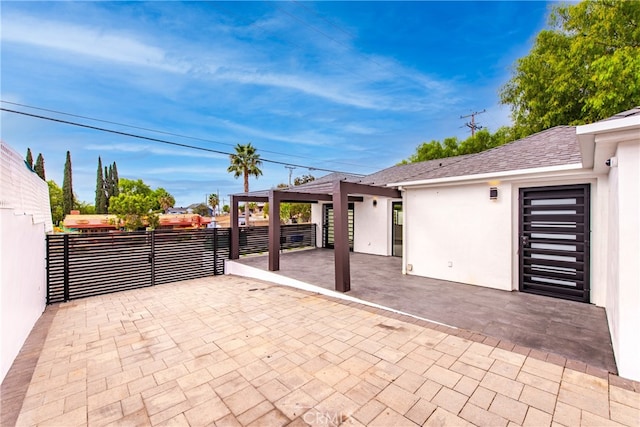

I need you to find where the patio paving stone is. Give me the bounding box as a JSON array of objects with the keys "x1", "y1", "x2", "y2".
[
  {"x1": 236, "y1": 249, "x2": 617, "y2": 373},
  {"x1": 2, "y1": 275, "x2": 639, "y2": 426}
]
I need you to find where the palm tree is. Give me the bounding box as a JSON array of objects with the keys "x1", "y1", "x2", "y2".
[
  {"x1": 208, "y1": 193, "x2": 219, "y2": 216},
  {"x1": 227, "y1": 143, "x2": 263, "y2": 224}
]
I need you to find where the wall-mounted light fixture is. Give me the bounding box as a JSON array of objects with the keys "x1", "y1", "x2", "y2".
[
  {"x1": 372, "y1": 197, "x2": 378, "y2": 207},
  {"x1": 489, "y1": 187, "x2": 498, "y2": 200}
]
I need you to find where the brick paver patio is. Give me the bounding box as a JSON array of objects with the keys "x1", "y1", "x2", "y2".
[{"x1": 5, "y1": 276, "x2": 640, "y2": 426}]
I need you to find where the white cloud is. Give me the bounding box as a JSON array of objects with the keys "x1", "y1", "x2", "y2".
[
  {"x1": 215, "y1": 69, "x2": 382, "y2": 110},
  {"x1": 2, "y1": 5, "x2": 462, "y2": 118},
  {"x1": 138, "y1": 166, "x2": 227, "y2": 176},
  {"x1": 1, "y1": 14, "x2": 187, "y2": 73},
  {"x1": 208, "y1": 117, "x2": 337, "y2": 147},
  {"x1": 83, "y1": 143, "x2": 227, "y2": 160}
]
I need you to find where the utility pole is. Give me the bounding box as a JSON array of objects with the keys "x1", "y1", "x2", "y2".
[
  {"x1": 460, "y1": 109, "x2": 486, "y2": 137},
  {"x1": 285, "y1": 165, "x2": 296, "y2": 187}
]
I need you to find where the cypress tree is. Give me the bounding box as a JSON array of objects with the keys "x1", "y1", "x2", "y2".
[
  {"x1": 95, "y1": 157, "x2": 107, "y2": 213},
  {"x1": 25, "y1": 148, "x2": 33, "y2": 169},
  {"x1": 34, "y1": 153, "x2": 46, "y2": 180},
  {"x1": 62, "y1": 151, "x2": 74, "y2": 215},
  {"x1": 104, "y1": 165, "x2": 110, "y2": 196},
  {"x1": 111, "y1": 162, "x2": 119, "y2": 197},
  {"x1": 106, "y1": 165, "x2": 113, "y2": 211}
]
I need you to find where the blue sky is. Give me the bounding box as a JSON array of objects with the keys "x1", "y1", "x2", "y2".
[{"x1": 1, "y1": 1, "x2": 552, "y2": 208}]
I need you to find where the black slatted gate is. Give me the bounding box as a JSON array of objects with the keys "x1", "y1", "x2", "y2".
[
  {"x1": 46, "y1": 224, "x2": 315, "y2": 303},
  {"x1": 519, "y1": 184, "x2": 590, "y2": 302},
  {"x1": 323, "y1": 203, "x2": 354, "y2": 250},
  {"x1": 47, "y1": 229, "x2": 230, "y2": 304}
]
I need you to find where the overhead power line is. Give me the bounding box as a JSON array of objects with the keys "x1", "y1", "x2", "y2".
[
  {"x1": 0, "y1": 100, "x2": 374, "y2": 171},
  {"x1": 0, "y1": 107, "x2": 363, "y2": 175}
]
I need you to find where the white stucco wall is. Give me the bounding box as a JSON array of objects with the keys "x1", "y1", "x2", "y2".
[
  {"x1": 0, "y1": 211, "x2": 47, "y2": 383},
  {"x1": 607, "y1": 141, "x2": 640, "y2": 381},
  {"x1": 311, "y1": 198, "x2": 398, "y2": 256},
  {"x1": 404, "y1": 182, "x2": 514, "y2": 290},
  {"x1": 0, "y1": 141, "x2": 51, "y2": 383},
  {"x1": 589, "y1": 176, "x2": 609, "y2": 308},
  {"x1": 311, "y1": 203, "x2": 324, "y2": 248},
  {"x1": 354, "y1": 196, "x2": 393, "y2": 256}
]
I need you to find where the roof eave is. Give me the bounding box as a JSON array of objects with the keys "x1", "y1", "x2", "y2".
[
  {"x1": 577, "y1": 114, "x2": 640, "y2": 173},
  {"x1": 388, "y1": 163, "x2": 585, "y2": 188}
]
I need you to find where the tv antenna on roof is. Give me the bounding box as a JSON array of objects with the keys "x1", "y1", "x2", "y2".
[{"x1": 460, "y1": 109, "x2": 486, "y2": 137}]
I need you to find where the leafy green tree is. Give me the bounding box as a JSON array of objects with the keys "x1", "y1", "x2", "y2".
[
  {"x1": 47, "y1": 180, "x2": 64, "y2": 225},
  {"x1": 191, "y1": 203, "x2": 210, "y2": 217},
  {"x1": 222, "y1": 204, "x2": 230, "y2": 214},
  {"x1": 500, "y1": 0, "x2": 640, "y2": 135},
  {"x1": 293, "y1": 174, "x2": 315, "y2": 186},
  {"x1": 76, "y1": 200, "x2": 96, "y2": 215},
  {"x1": 62, "y1": 151, "x2": 74, "y2": 215},
  {"x1": 34, "y1": 153, "x2": 45, "y2": 180},
  {"x1": 401, "y1": 127, "x2": 517, "y2": 164},
  {"x1": 228, "y1": 143, "x2": 263, "y2": 222},
  {"x1": 109, "y1": 193, "x2": 155, "y2": 231},
  {"x1": 109, "y1": 178, "x2": 172, "y2": 230},
  {"x1": 25, "y1": 148, "x2": 33, "y2": 169},
  {"x1": 156, "y1": 187, "x2": 175, "y2": 212},
  {"x1": 118, "y1": 178, "x2": 153, "y2": 196},
  {"x1": 265, "y1": 175, "x2": 315, "y2": 223},
  {"x1": 95, "y1": 157, "x2": 107, "y2": 213}
]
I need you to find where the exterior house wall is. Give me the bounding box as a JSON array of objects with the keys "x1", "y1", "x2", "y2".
[
  {"x1": 311, "y1": 199, "x2": 398, "y2": 256},
  {"x1": 0, "y1": 142, "x2": 51, "y2": 383},
  {"x1": 404, "y1": 172, "x2": 606, "y2": 300},
  {"x1": 353, "y1": 196, "x2": 393, "y2": 256},
  {"x1": 607, "y1": 141, "x2": 640, "y2": 381},
  {"x1": 404, "y1": 182, "x2": 514, "y2": 290}
]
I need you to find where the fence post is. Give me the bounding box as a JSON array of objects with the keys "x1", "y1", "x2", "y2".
[
  {"x1": 213, "y1": 228, "x2": 219, "y2": 275},
  {"x1": 46, "y1": 235, "x2": 50, "y2": 304},
  {"x1": 63, "y1": 234, "x2": 70, "y2": 302},
  {"x1": 151, "y1": 230, "x2": 156, "y2": 286},
  {"x1": 312, "y1": 223, "x2": 317, "y2": 247}
]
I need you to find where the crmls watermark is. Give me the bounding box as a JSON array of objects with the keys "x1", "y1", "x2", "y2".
[{"x1": 302, "y1": 411, "x2": 348, "y2": 427}]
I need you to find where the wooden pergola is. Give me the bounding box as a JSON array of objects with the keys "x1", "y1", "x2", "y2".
[{"x1": 230, "y1": 179, "x2": 400, "y2": 292}]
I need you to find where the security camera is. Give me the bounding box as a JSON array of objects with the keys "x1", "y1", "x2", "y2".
[{"x1": 606, "y1": 157, "x2": 618, "y2": 167}]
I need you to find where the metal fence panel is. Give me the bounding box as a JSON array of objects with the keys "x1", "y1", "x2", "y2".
[
  {"x1": 154, "y1": 229, "x2": 229, "y2": 285},
  {"x1": 46, "y1": 224, "x2": 313, "y2": 303}
]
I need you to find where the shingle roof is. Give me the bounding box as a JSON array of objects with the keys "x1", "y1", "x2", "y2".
[
  {"x1": 384, "y1": 125, "x2": 582, "y2": 184},
  {"x1": 236, "y1": 124, "x2": 583, "y2": 197},
  {"x1": 359, "y1": 155, "x2": 475, "y2": 186},
  {"x1": 598, "y1": 106, "x2": 640, "y2": 122}
]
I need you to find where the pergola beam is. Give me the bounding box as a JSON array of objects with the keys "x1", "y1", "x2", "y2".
[
  {"x1": 230, "y1": 195, "x2": 240, "y2": 259},
  {"x1": 339, "y1": 182, "x2": 401, "y2": 199},
  {"x1": 332, "y1": 181, "x2": 351, "y2": 292},
  {"x1": 268, "y1": 190, "x2": 281, "y2": 271},
  {"x1": 230, "y1": 181, "x2": 398, "y2": 291}
]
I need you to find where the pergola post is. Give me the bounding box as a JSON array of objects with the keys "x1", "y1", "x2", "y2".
[
  {"x1": 332, "y1": 181, "x2": 350, "y2": 292},
  {"x1": 230, "y1": 195, "x2": 239, "y2": 259},
  {"x1": 268, "y1": 190, "x2": 281, "y2": 271}
]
